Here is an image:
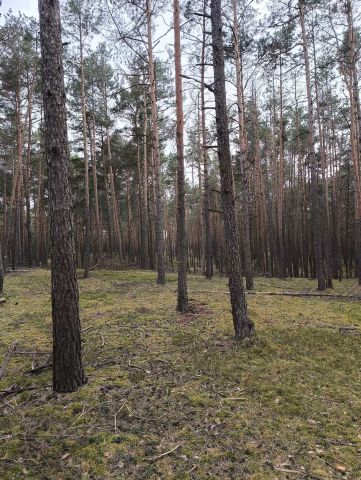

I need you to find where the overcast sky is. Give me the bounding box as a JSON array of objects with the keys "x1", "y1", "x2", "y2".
[{"x1": 2, "y1": 0, "x2": 38, "y2": 18}]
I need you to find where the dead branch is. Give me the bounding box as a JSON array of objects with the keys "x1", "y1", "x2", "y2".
[
  {"x1": 0, "y1": 384, "x2": 51, "y2": 399},
  {"x1": 188, "y1": 289, "x2": 361, "y2": 301}
]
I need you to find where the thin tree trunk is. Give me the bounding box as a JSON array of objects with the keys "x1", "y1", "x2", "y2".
[
  {"x1": 146, "y1": 0, "x2": 165, "y2": 285},
  {"x1": 277, "y1": 57, "x2": 285, "y2": 278},
  {"x1": 79, "y1": 17, "x2": 91, "y2": 278},
  {"x1": 142, "y1": 89, "x2": 150, "y2": 268},
  {"x1": 232, "y1": 0, "x2": 253, "y2": 289},
  {"x1": 200, "y1": 3, "x2": 213, "y2": 279},
  {"x1": 174, "y1": 0, "x2": 188, "y2": 312},
  {"x1": 88, "y1": 113, "x2": 101, "y2": 262},
  {"x1": 299, "y1": 0, "x2": 325, "y2": 291},
  {"x1": 25, "y1": 78, "x2": 33, "y2": 268}
]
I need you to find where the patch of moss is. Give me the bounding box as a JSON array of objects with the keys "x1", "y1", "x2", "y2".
[{"x1": 0, "y1": 269, "x2": 361, "y2": 479}]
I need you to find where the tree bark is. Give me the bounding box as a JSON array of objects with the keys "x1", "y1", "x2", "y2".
[
  {"x1": 345, "y1": 0, "x2": 361, "y2": 284},
  {"x1": 174, "y1": 0, "x2": 188, "y2": 312},
  {"x1": 38, "y1": 0, "x2": 85, "y2": 392},
  {"x1": 79, "y1": 16, "x2": 91, "y2": 278},
  {"x1": 299, "y1": 0, "x2": 325, "y2": 291},
  {"x1": 25, "y1": 78, "x2": 33, "y2": 268},
  {"x1": 231, "y1": 0, "x2": 253, "y2": 289},
  {"x1": 146, "y1": 0, "x2": 165, "y2": 285},
  {"x1": 210, "y1": 0, "x2": 254, "y2": 341},
  {"x1": 200, "y1": 3, "x2": 213, "y2": 279}
]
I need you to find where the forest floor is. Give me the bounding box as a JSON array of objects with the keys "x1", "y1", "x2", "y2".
[{"x1": 0, "y1": 269, "x2": 360, "y2": 480}]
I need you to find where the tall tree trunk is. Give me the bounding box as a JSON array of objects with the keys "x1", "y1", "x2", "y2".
[
  {"x1": 200, "y1": 3, "x2": 213, "y2": 279},
  {"x1": 174, "y1": 0, "x2": 188, "y2": 312},
  {"x1": 79, "y1": 17, "x2": 91, "y2": 278},
  {"x1": 345, "y1": 0, "x2": 361, "y2": 284},
  {"x1": 312, "y1": 29, "x2": 333, "y2": 288},
  {"x1": 25, "y1": 78, "x2": 33, "y2": 268},
  {"x1": 299, "y1": 0, "x2": 325, "y2": 291},
  {"x1": 277, "y1": 57, "x2": 285, "y2": 278},
  {"x1": 5, "y1": 87, "x2": 23, "y2": 271},
  {"x1": 0, "y1": 241, "x2": 3, "y2": 294},
  {"x1": 232, "y1": 0, "x2": 253, "y2": 289},
  {"x1": 146, "y1": 0, "x2": 165, "y2": 285},
  {"x1": 36, "y1": 153, "x2": 44, "y2": 266},
  {"x1": 88, "y1": 113, "x2": 102, "y2": 262},
  {"x1": 104, "y1": 85, "x2": 123, "y2": 263},
  {"x1": 126, "y1": 169, "x2": 133, "y2": 261},
  {"x1": 141, "y1": 89, "x2": 150, "y2": 268},
  {"x1": 39, "y1": 0, "x2": 85, "y2": 393},
  {"x1": 210, "y1": 0, "x2": 254, "y2": 341}
]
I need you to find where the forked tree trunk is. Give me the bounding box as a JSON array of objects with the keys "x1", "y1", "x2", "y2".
[
  {"x1": 174, "y1": 0, "x2": 188, "y2": 312},
  {"x1": 38, "y1": 0, "x2": 85, "y2": 392},
  {"x1": 210, "y1": 0, "x2": 254, "y2": 341}
]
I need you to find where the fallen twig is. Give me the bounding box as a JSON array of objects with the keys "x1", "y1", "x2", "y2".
[
  {"x1": 274, "y1": 467, "x2": 308, "y2": 475},
  {"x1": 187, "y1": 465, "x2": 197, "y2": 474},
  {"x1": 82, "y1": 325, "x2": 96, "y2": 333},
  {"x1": 0, "y1": 399, "x2": 16, "y2": 410},
  {"x1": 149, "y1": 444, "x2": 181, "y2": 462},
  {"x1": 6, "y1": 269, "x2": 30, "y2": 273},
  {"x1": 27, "y1": 362, "x2": 52, "y2": 375},
  {"x1": 13, "y1": 351, "x2": 50, "y2": 356},
  {"x1": 273, "y1": 466, "x2": 326, "y2": 479},
  {"x1": 222, "y1": 397, "x2": 246, "y2": 401}
]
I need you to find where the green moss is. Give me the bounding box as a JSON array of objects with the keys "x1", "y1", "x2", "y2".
[{"x1": 0, "y1": 269, "x2": 360, "y2": 479}]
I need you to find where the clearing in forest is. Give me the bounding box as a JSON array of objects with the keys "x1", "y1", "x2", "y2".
[{"x1": 0, "y1": 270, "x2": 360, "y2": 479}]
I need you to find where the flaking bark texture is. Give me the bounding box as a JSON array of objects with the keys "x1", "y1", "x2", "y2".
[
  {"x1": 38, "y1": 0, "x2": 85, "y2": 392},
  {"x1": 210, "y1": 0, "x2": 255, "y2": 341}
]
